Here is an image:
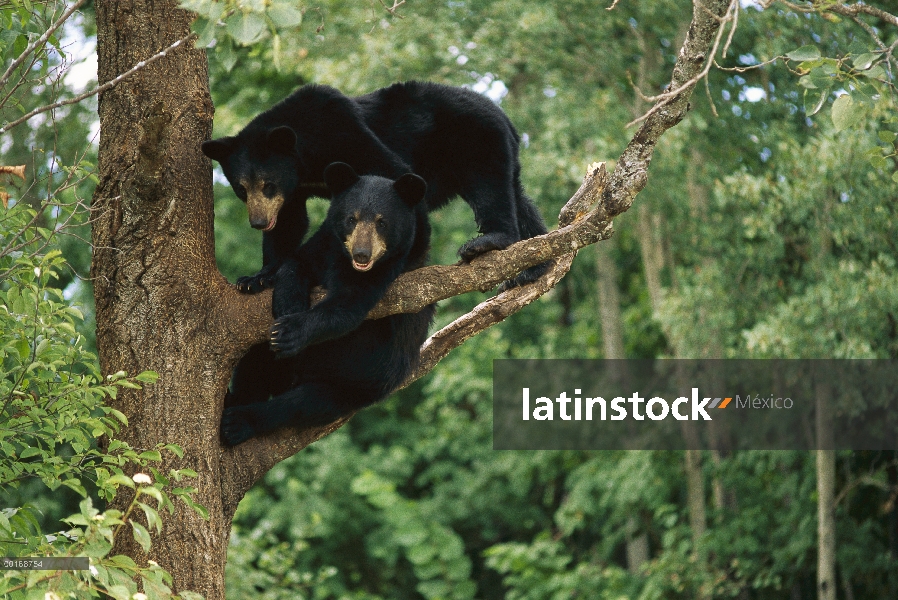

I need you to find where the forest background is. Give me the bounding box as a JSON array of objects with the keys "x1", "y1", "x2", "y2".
[{"x1": 1, "y1": 0, "x2": 897, "y2": 598}]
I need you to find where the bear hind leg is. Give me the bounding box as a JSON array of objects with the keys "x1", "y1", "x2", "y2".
[{"x1": 220, "y1": 382, "x2": 376, "y2": 446}]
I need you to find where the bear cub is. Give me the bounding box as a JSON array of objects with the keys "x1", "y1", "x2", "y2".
[
  {"x1": 202, "y1": 81, "x2": 548, "y2": 294},
  {"x1": 220, "y1": 162, "x2": 435, "y2": 446}
]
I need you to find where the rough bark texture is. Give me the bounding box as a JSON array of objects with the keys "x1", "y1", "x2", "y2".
[
  {"x1": 90, "y1": 1, "x2": 335, "y2": 595},
  {"x1": 89, "y1": 0, "x2": 733, "y2": 596}
]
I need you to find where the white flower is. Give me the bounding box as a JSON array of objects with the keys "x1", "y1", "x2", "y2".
[
  {"x1": 132, "y1": 473, "x2": 152, "y2": 485},
  {"x1": 89, "y1": 564, "x2": 99, "y2": 577},
  {"x1": 132, "y1": 594, "x2": 148, "y2": 600},
  {"x1": 45, "y1": 593, "x2": 61, "y2": 600},
  {"x1": 147, "y1": 559, "x2": 159, "y2": 567}
]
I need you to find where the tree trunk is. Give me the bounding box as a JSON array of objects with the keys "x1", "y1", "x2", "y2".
[
  {"x1": 595, "y1": 242, "x2": 625, "y2": 361},
  {"x1": 90, "y1": 2, "x2": 338, "y2": 597},
  {"x1": 816, "y1": 381, "x2": 836, "y2": 600}
]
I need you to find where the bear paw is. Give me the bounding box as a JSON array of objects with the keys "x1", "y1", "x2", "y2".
[
  {"x1": 236, "y1": 265, "x2": 278, "y2": 294},
  {"x1": 269, "y1": 316, "x2": 308, "y2": 358},
  {"x1": 457, "y1": 233, "x2": 515, "y2": 263},
  {"x1": 220, "y1": 406, "x2": 257, "y2": 446}
]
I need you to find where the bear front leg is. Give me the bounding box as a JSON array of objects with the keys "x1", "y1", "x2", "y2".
[
  {"x1": 272, "y1": 259, "x2": 314, "y2": 318},
  {"x1": 270, "y1": 291, "x2": 375, "y2": 358}
]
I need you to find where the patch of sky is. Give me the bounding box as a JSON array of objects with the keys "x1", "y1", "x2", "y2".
[
  {"x1": 740, "y1": 87, "x2": 766, "y2": 102},
  {"x1": 467, "y1": 73, "x2": 508, "y2": 103}
]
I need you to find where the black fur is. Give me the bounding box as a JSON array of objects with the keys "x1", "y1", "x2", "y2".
[
  {"x1": 220, "y1": 164, "x2": 435, "y2": 446},
  {"x1": 202, "y1": 81, "x2": 549, "y2": 293}
]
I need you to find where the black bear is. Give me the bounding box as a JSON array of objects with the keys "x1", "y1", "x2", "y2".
[
  {"x1": 202, "y1": 81, "x2": 548, "y2": 293},
  {"x1": 220, "y1": 163, "x2": 435, "y2": 446}
]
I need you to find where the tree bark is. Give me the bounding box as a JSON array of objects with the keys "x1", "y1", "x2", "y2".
[
  {"x1": 90, "y1": 1, "x2": 339, "y2": 596},
  {"x1": 89, "y1": 0, "x2": 734, "y2": 596}
]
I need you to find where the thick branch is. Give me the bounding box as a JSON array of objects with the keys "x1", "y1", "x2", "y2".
[
  {"x1": 227, "y1": 0, "x2": 734, "y2": 492},
  {"x1": 604, "y1": 0, "x2": 733, "y2": 216}
]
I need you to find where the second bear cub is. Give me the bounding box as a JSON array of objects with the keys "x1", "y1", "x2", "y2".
[{"x1": 220, "y1": 163, "x2": 434, "y2": 446}]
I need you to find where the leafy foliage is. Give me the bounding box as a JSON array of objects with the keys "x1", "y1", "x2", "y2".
[{"x1": 0, "y1": 202, "x2": 207, "y2": 598}]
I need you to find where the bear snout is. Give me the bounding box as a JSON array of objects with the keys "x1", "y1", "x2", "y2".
[{"x1": 345, "y1": 221, "x2": 387, "y2": 271}]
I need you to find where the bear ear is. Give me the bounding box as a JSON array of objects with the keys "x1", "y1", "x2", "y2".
[
  {"x1": 393, "y1": 173, "x2": 427, "y2": 208},
  {"x1": 267, "y1": 126, "x2": 297, "y2": 154},
  {"x1": 201, "y1": 137, "x2": 237, "y2": 163},
  {"x1": 323, "y1": 162, "x2": 360, "y2": 196}
]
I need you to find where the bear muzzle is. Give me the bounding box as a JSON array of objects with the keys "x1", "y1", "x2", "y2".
[
  {"x1": 345, "y1": 222, "x2": 386, "y2": 272},
  {"x1": 245, "y1": 187, "x2": 284, "y2": 232}
]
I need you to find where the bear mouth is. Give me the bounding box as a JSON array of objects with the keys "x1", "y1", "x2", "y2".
[
  {"x1": 352, "y1": 260, "x2": 374, "y2": 272},
  {"x1": 262, "y1": 217, "x2": 277, "y2": 232}
]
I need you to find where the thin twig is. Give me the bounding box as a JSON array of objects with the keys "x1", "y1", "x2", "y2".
[
  {"x1": 714, "y1": 55, "x2": 780, "y2": 72},
  {"x1": 0, "y1": 0, "x2": 87, "y2": 92},
  {"x1": 722, "y1": 0, "x2": 739, "y2": 58},
  {"x1": 0, "y1": 33, "x2": 196, "y2": 134},
  {"x1": 704, "y1": 72, "x2": 719, "y2": 117}
]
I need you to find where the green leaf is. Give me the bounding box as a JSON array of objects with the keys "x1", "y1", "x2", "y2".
[
  {"x1": 138, "y1": 502, "x2": 162, "y2": 534},
  {"x1": 107, "y1": 408, "x2": 127, "y2": 425},
  {"x1": 139, "y1": 485, "x2": 164, "y2": 503},
  {"x1": 13, "y1": 34, "x2": 27, "y2": 57},
  {"x1": 863, "y1": 65, "x2": 886, "y2": 81},
  {"x1": 135, "y1": 370, "x2": 159, "y2": 384},
  {"x1": 877, "y1": 131, "x2": 896, "y2": 144},
  {"x1": 106, "y1": 473, "x2": 136, "y2": 488},
  {"x1": 131, "y1": 521, "x2": 152, "y2": 553},
  {"x1": 227, "y1": 11, "x2": 266, "y2": 45},
  {"x1": 891, "y1": 171, "x2": 898, "y2": 183},
  {"x1": 269, "y1": 3, "x2": 304, "y2": 27},
  {"x1": 19, "y1": 447, "x2": 42, "y2": 459},
  {"x1": 852, "y1": 53, "x2": 878, "y2": 71},
  {"x1": 803, "y1": 88, "x2": 827, "y2": 117},
  {"x1": 831, "y1": 94, "x2": 865, "y2": 132},
  {"x1": 181, "y1": 496, "x2": 209, "y2": 520},
  {"x1": 61, "y1": 477, "x2": 87, "y2": 497},
  {"x1": 216, "y1": 40, "x2": 237, "y2": 72},
  {"x1": 106, "y1": 584, "x2": 134, "y2": 600},
  {"x1": 786, "y1": 45, "x2": 821, "y2": 62},
  {"x1": 870, "y1": 155, "x2": 888, "y2": 169},
  {"x1": 164, "y1": 443, "x2": 184, "y2": 458},
  {"x1": 139, "y1": 450, "x2": 162, "y2": 462},
  {"x1": 194, "y1": 17, "x2": 218, "y2": 48}
]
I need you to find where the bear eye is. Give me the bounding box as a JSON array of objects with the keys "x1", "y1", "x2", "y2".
[
  {"x1": 376, "y1": 219, "x2": 387, "y2": 230},
  {"x1": 262, "y1": 182, "x2": 276, "y2": 197},
  {"x1": 346, "y1": 216, "x2": 356, "y2": 227},
  {"x1": 234, "y1": 184, "x2": 247, "y2": 199}
]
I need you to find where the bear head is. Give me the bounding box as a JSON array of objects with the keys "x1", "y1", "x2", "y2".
[
  {"x1": 323, "y1": 162, "x2": 427, "y2": 272},
  {"x1": 201, "y1": 126, "x2": 301, "y2": 231}
]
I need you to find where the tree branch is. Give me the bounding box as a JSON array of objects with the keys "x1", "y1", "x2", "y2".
[
  {"x1": 0, "y1": 33, "x2": 196, "y2": 134},
  {"x1": 222, "y1": 0, "x2": 735, "y2": 496},
  {"x1": 0, "y1": 0, "x2": 87, "y2": 92}
]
